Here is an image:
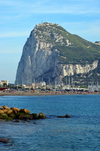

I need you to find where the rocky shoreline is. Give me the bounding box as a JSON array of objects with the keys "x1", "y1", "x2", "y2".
[
  {"x1": 0, "y1": 105, "x2": 46, "y2": 121},
  {"x1": 0, "y1": 105, "x2": 71, "y2": 122},
  {"x1": 0, "y1": 105, "x2": 71, "y2": 144}
]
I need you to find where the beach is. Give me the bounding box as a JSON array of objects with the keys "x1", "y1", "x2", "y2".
[{"x1": 0, "y1": 90, "x2": 100, "y2": 96}]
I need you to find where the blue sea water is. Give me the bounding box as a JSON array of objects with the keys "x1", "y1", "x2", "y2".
[{"x1": 0, "y1": 94, "x2": 100, "y2": 151}]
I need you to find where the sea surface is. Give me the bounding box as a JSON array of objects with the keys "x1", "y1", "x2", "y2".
[{"x1": 0, "y1": 94, "x2": 100, "y2": 151}]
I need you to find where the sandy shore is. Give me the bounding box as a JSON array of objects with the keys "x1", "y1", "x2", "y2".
[{"x1": 0, "y1": 91, "x2": 100, "y2": 96}]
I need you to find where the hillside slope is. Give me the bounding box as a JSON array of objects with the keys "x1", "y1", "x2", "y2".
[{"x1": 15, "y1": 22, "x2": 100, "y2": 85}]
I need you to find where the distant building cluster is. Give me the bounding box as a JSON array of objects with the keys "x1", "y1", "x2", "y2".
[
  {"x1": 88, "y1": 84, "x2": 100, "y2": 92},
  {"x1": 0, "y1": 79, "x2": 100, "y2": 92},
  {"x1": 21, "y1": 82, "x2": 47, "y2": 89},
  {"x1": 0, "y1": 80, "x2": 8, "y2": 86}
]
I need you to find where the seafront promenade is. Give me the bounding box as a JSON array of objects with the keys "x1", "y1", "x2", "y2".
[{"x1": 0, "y1": 90, "x2": 100, "y2": 96}]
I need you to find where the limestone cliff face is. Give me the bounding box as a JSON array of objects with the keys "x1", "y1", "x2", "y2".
[
  {"x1": 62, "y1": 61, "x2": 98, "y2": 76},
  {"x1": 15, "y1": 23, "x2": 99, "y2": 85},
  {"x1": 15, "y1": 24, "x2": 59, "y2": 85}
]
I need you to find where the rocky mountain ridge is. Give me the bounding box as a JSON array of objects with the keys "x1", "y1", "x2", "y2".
[{"x1": 15, "y1": 22, "x2": 100, "y2": 85}]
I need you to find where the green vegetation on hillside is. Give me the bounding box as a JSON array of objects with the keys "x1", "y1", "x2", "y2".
[
  {"x1": 36, "y1": 23, "x2": 100, "y2": 64},
  {"x1": 57, "y1": 45, "x2": 100, "y2": 64}
]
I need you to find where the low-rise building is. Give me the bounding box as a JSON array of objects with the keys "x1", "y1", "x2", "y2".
[
  {"x1": 0, "y1": 80, "x2": 8, "y2": 86},
  {"x1": 88, "y1": 85, "x2": 100, "y2": 91}
]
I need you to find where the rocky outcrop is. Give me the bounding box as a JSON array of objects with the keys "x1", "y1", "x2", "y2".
[
  {"x1": 15, "y1": 25, "x2": 59, "y2": 85},
  {"x1": 39, "y1": 113, "x2": 46, "y2": 119},
  {"x1": 0, "y1": 105, "x2": 71, "y2": 121},
  {"x1": 15, "y1": 22, "x2": 100, "y2": 85},
  {"x1": 0, "y1": 106, "x2": 46, "y2": 121}
]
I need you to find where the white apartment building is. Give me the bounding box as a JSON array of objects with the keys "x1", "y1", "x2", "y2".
[{"x1": 0, "y1": 80, "x2": 8, "y2": 86}]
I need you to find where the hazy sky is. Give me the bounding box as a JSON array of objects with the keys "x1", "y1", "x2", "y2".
[{"x1": 0, "y1": 0, "x2": 100, "y2": 83}]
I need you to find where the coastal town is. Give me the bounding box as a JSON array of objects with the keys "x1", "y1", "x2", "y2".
[{"x1": 0, "y1": 79, "x2": 100, "y2": 96}]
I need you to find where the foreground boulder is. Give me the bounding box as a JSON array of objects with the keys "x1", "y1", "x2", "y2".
[
  {"x1": 18, "y1": 114, "x2": 33, "y2": 120},
  {"x1": 20, "y1": 108, "x2": 30, "y2": 114},
  {"x1": 32, "y1": 113, "x2": 39, "y2": 119},
  {"x1": 2, "y1": 105, "x2": 10, "y2": 110},
  {"x1": 0, "y1": 105, "x2": 46, "y2": 121},
  {"x1": 11, "y1": 107, "x2": 20, "y2": 112}
]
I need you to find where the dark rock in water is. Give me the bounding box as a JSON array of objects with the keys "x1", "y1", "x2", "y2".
[
  {"x1": 9, "y1": 113, "x2": 16, "y2": 119},
  {"x1": 65, "y1": 114, "x2": 71, "y2": 118},
  {"x1": 33, "y1": 122, "x2": 37, "y2": 124},
  {"x1": 11, "y1": 107, "x2": 20, "y2": 112},
  {"x1": 3, "y1": 105, "x2": 10, "y2": 110},
  {"x1": 0, "y1": 105, "x2": 46, "y2": 121},
  {"x1": 0, "y1": 106, "x2": 4, "y2": 110},
  {"x1": 32, "y1": 113, "x2": 39, "y2": 119},
  {"x1": 0, "y1": 113, "x2": 13, "y2": 121},
  {"x1": 18, "y1": 114, "x2": 33, "y2": 120},
  {"x1": 0, "y1": 113, "x2": 8, "y2": 119},
  {"x1": 0, "y1": 138, "x2": 9, "y2": 143},
  {"x1": 57, "y1": 114, "x2": 71, "y2": 118},
  {"x1": 57, "y1": 116, "x2": 65, "y2": 118},
  {"x1": 39, "y1": 113, "x2": 46, "y2": 119},
  {"x1": 20, "y1": 108, "x2": 30, "y2": 114},
  {"x1": 14, "y1": 120, "x2": 20, "y2": 122}
]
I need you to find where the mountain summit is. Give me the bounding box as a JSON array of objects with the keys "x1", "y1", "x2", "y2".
[{"x1": 15, "y1": 22, "x2": 100, "y2": 85}]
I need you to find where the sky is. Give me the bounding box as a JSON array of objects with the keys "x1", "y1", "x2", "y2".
[{"x1": 0, "y1": 0, "x2": 100, "y2": 83}]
